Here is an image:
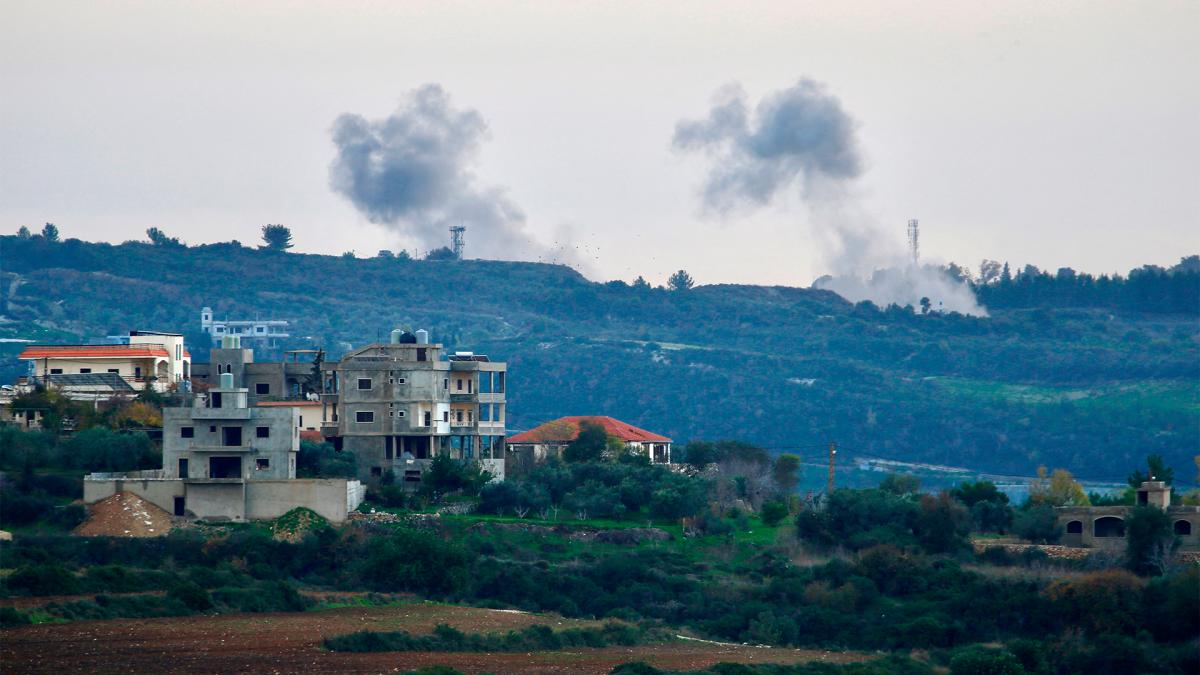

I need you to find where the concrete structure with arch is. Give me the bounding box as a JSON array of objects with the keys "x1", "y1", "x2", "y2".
[{"x1": 1056, "y1": 482, "x2": 1200, "y2": 550}]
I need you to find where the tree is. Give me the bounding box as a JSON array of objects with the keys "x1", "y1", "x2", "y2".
[
  {"x1": 1028, "y1": 466, "x2": 1089, "y2": 507},
  {"x1": 341, "y1": 250, "x2": 356, "y2": 258},
  {"x1": 146, "y1": 227, "x2": 181, "y2": 247},
  {"x1": 918, "y1": 297, "x2": 931, "y2": 315},
  {"x1": 260, "y1": 224, "x2": 293, "y2": 251},
  {"x1": 978, "y1": 259, "x2": 1003, "y2": 285},
  {"x1": 1012, "y1": 504, "x2": 1060, "y2": 543},
  {"x1": 16, "y1": 226, "x2": 30, "y2": 239},
  {"x1": 760, "y1": 500, "x2": 789, "y2": 526},
  {"x1": 632, "y1": 276, "x2": 650, "y2": 289},
  {"x1": 667, "y1": 269, "x2": 694, "y2": 292},
  {"x1": 771, "y1": 454, "x2": 801, "y2": 494},
  {"x1": 1128, "y1": 454, "x2": 1174, "y2": 487},
  {"x1": 879, "y1": 473, "x2": 920, "y2": 495},
  {"x1": 914, "y1": 492, "x2": 971, "y2": 553},
  {"x1": 376, "y1": 249, "x2": 395, "y2": 259},
  {"x1": 563, "y1": 422, "x2": 608, "y2": 463},
  {"x1": 41, "y1": 223, "x2": 59, "y2": 242},
  {"x1": 1125, "y1": 505, "x2": 1179, "y2": 576},
  {"x1": 683, "y1": 440, "x2": 716, "y2": 469},
  {"x1": 425, "y1": 246, "x2": 457, "y2": 261},
  {"x1": 951, "y1": 480, "x2": 1009, "y2": 508}
]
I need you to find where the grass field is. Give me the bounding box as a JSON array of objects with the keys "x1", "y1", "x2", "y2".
[{"x1": 935, "y1": 377, "x2": 1199, "y2": 414}]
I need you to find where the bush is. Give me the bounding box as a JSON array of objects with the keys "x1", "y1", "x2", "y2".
[
  {"x1": 948, "y1": 645, "x2": 1026, "y2": 675},
  {"x1": 4, "y1": 564, "x2": 80, "y2": 595},
  {"x1": 324, "y1": 622, "x2": 653, "y2": 653},
  {"x1": 168, "y1": 581, "x2": 213, "y2": 611},
  {"x1": 1012, "y1": 505, "x2": 1060, "y2": 544},
  {"x1": 1124, "y1": 505, "x2": 1178, "y2": 575},
  {"x1": 0, "y1": 607, "x2": 31, "y2": 627},
  {"x1": 760, "y1": 501, "x2": 789, "y2": 526}
]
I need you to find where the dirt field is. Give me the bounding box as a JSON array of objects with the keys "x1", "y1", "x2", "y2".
[{"x1": 0, "y1": 603, "x2": 871, "y2": 674}]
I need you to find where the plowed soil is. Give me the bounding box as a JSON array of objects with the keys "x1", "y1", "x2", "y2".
[{"x1": 0, "y1": 603, "x2": 869, "y2": 674}]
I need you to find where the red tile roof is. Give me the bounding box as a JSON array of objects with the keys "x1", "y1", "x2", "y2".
[
  {"x1": 507, "y1": 416, "x2": 671, "y2": 444},
  {"x1": 19, "y1": 345, "x2": 171, "y2": 359}
]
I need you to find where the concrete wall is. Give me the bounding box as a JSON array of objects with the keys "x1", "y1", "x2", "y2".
[
  {"x1": 84, "y1": 477, "x2": 184, "y2": 511},
  {"x1": 1056, "y1": 505, "x2": 1200, "y2": 549},
  {"x1": 245, "y1": 479, "x2": 362, "y2": 522},
  {"x1": 185, "y1": 482, "x2": 247, "y2": 521}
]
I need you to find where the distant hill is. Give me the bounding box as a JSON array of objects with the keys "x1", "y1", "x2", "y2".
[{"x1": 1, "y1": 234, "x2": 1197, "y2": 480}]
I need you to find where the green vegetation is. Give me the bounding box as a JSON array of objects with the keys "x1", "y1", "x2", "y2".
[
  {"x1": 324, "y1": 621, "x2": 655, "y2": 652},
  {"x1": 1, "y1": 234, "x2": 1195, "y2": 478}
]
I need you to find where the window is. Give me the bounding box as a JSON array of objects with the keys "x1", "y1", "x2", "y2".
[
  {"x1": 255, "y1": 383, "x2": 270, "y2": 395},
  {"x1": 209, "y1": 425, "x2": 216, "y2": 432},
  {"x1": 256, "y1": 326, "x2": 266, "y2": 333},
  {"x1": 181, "y1": 426, "x2": 194, "y2": 438},
  {"x1": 210, "y1": 392, "x2": 223, "y2": 408},
  {"x1": 456, "y1": 410, "x2": 463, "y2": 423},
  {"x1": 397, "y1": 377, "x2": 406, "y2": 385},
  {"x1": 371, "y1": 466, "x2": 382, "y2": 477},
  {"x1": 107, "y1": 368, "x2": 119, "y2": 374},
  {"x1": 79, "y1": 368, "x2": 91, "y2": 374},
  {"x1": 443, "y1": 411, "x2": 449, "y2": 423},
  {"x1": 416, "y1": 348, "x2": 426, "y2": 361},
  {"x1": 355, "y1": 411, "x2": 374, "y2": 423},
  {"x1": 357, "y1": 378, "x2": 372, "y2": 390},
  {"x1": 456, "y1": 378, "x2": 463, "y2": 391},
  {"x1": 467, "y1": 378, "x2": 473, "y2": 393},
  {"x1": 50, "y1": 368, "x2": 63, "y2": 375},
  {"x1": 256, "y1": 426, "x2": 270, "y2": 438},
  {"x1": 255, "y1": 458, "x2": 270, "y2": 470},
  {"x1": 443, "y1": 378, "x2": 449, "y2": 390},
  {"x1": 423, "y1": 411, "x2": 431, "y2": 427},
  {"x1": 396, "y1": 410, "x2": 406, "y2": 418}
]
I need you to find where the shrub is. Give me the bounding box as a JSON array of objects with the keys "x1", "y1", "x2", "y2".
[
  {"x1": 760, "y1": 501, "x2": 789, "y2": 526},
  {"x1": 1012, "y1": 505, "x2": 1060, "y2": 544},
  {"x1": 5, "y1": 564, "x2": 80, "y2": 595},
  {"x1": 168, "y1": 581, "x2": 214, "y2": 611},
  {"x1": 1124, "y1": 505, "x2": 1178, "y2": 575},
  {"x1": 0, "y1": 607, "x2": 31, "y2": 627},
  {"x1": 948, "y1": 645, "x2": 1026, "y2": 675}
]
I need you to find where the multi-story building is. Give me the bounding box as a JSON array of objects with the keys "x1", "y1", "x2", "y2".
[
  {"x1": 321, "y1": 329, "x2": 507, "y2": 484},
  {"x1": 191, "y1": 336, "x2": 323, "y2": 401},
  {"x1": 18, "y1": 330, "x2": 191, "y2": 394},
  {"x1": 84, "y1": 371, "x2": 364, "y2": 522},
  {"x1": 200, "y1": 306, "x2": 289, "y2": 346}
]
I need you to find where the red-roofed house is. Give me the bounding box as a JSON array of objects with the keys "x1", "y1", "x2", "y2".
[
  {"x1": 19, "y1": 330, "x2": 191, "y2": 394},
  {"x1": 507, "y1": 415, "x2": 673, "y2": 466}
]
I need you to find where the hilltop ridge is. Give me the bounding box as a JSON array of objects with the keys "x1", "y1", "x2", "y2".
[{"x1": 1, "y1": 234, "x2": 1196, "y2": 479}]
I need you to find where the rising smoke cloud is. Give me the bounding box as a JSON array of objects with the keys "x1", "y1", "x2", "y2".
[
  {"x1": 329, "y1": 84, "x2": 560, "y2": 263},
  {"x1": 674, "y1": 79, "x2": 984, "y2": 315}
]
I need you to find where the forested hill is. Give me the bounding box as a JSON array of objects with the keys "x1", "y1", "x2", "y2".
[{"x1": 1, "y1": 234, "x2": 1197, "y2": 479}]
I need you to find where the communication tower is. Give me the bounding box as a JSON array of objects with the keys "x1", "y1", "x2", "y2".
[
  {"x1": 906, "y1": 219, "x2": 920, "y2": 265},
  {"x1": 449, "y1": 226, "x2": 466, "y2": 260}
]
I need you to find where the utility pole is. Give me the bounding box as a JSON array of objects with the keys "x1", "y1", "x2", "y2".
[{"x1": 827, "y1": 441, "x2": 837, "y2": 494}]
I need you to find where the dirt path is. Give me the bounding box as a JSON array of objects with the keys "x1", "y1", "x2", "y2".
[{"x1": 0, "y1": 604, "x2": 870, "y2": 674}]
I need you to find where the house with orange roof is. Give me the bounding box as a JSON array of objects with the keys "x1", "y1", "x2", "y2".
[
  {"x1": 19, "y1": 330, "x2": 191, "y2": 395},
  {"x1": 506, "y1": 415, "x2": 673, "y2": 470}
]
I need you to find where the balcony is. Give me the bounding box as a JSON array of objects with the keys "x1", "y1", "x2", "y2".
[
  {"x1": 449, "y1": 393, "x2": 476, "y2": 402},
  {"x1": 189, "y1": 407, "x2": 252, "y2": 420},
  {"x1": 186, "y1": 445, "x2": 254, "y2": 453}
]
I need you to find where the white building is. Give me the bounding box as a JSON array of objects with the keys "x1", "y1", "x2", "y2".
[
  {"x1": 19, "y1": 330, "x2": 191, "y2": 395},
  {"x1": 200, "y1": 306, "x2": 289, "y2": 345}
]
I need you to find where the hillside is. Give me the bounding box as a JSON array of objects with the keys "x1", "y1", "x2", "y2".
[{"x1": 1, "y1": 234, "x2": 1197, "y2": 479}]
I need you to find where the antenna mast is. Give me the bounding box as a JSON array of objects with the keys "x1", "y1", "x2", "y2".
[
  {"x1": 906, "y1": 219, "x2": 920, "y2": 265},
  {"x1": 449, "y1": 226, "x2": 466, "y2": 260}
]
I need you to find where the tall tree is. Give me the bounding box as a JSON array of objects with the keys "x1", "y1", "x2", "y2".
[
  {"x1": 41, "y1": 223, "x2": 59, "y2": 242},
  {"x1": 15, "y1": 226, "x2": 30, "y2": 239},
  {"x1": 771, "y1": 453, "x2": 801, "y2": 494},
  {"x1": 260, "y1": 224, "x2": 294, "y2": 251},
  {"x1": 668, "y1": 269, "x2": 695, "y2": 292},
  {"x1": 563, "y1": 422, "x2": 608, "y2": 463},
  {"x1": 146, "y1": 227, "x2": 181, "y2": 247}
]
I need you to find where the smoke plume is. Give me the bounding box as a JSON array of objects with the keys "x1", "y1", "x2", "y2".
[
  {"x1": 329, "y1": 85, "x2": 556, "y2": 262},
  {"x1": 674, "y1": 79, "x2": 984, "y2": 315}
]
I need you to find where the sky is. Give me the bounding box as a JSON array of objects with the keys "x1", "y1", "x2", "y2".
[{"x1": 2, "y1": 0, "x2": 1197, "y2": 286}]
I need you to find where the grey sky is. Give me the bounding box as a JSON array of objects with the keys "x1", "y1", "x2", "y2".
[{"x1": 2, "y1": 1, "x2": 1197, "y2": 285}]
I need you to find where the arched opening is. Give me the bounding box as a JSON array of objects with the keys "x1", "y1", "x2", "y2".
[
  {"x1": 1094, "y1": 516, "x2": 1126, "y2": 538},
  {"x1": 1066, "y1": 520, "x2": 1083, "y2": 534},
  {"x1": 1174, "y1": 520, "x2": 1193, "y2": 536}
]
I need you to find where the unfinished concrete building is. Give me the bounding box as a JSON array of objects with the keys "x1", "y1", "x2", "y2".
[
  {"x1": 1056, "y1": 481, "x2": 1199, "y2": 549},
  {"x1": 320, "y1": 329, "x2": 507, "y2": 484},
  {"x1": 84, "y1": 372, "x2": 364, "y2": 522},
  {"x1": 191, "y1": 336, "x2": 324, "y2": 401}
]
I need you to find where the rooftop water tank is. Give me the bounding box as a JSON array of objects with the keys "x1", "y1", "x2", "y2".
[
  {"x1": 219, "y1": 372, "x2": 234, "y2": 388},
  {"x1": 415, "y1": 329, "x2": 429, "y2": 344},
  {"x1": 389, "y1": 329, "x2": 403, "y2": 344}
]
